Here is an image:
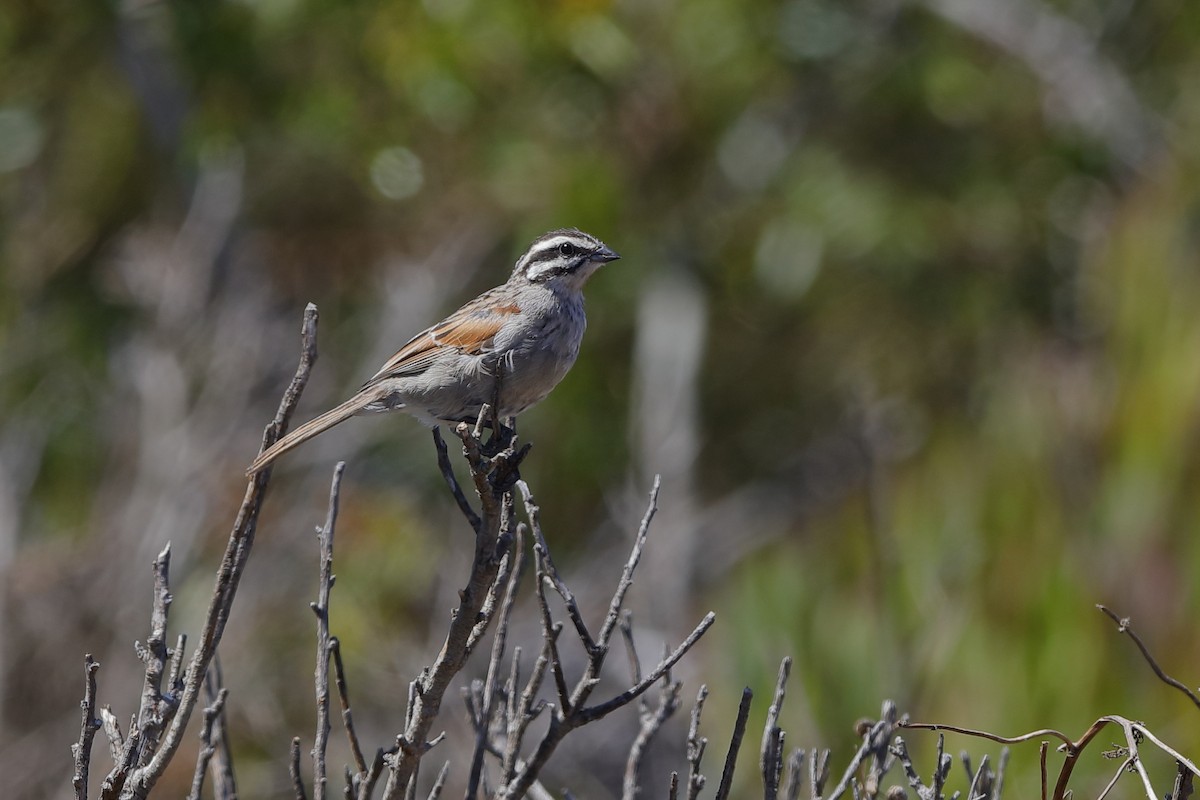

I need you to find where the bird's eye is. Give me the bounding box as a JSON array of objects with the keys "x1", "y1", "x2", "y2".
[{"x1": 558, "y1": 242, "x2": 576, "y2": 257}]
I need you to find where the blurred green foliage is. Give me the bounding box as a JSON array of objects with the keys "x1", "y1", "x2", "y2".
[{"x1": 3, "y1": 0, "x2": 1200, "y2": 796}]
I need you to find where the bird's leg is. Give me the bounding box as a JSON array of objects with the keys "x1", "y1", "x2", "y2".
[{"x1": 486, "y1": 357, "x2": 505, "y2": 450}]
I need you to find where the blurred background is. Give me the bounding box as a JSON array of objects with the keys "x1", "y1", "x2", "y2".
[{"x1": 3, "y1": 0, "x2": 1200, "y2": 796}]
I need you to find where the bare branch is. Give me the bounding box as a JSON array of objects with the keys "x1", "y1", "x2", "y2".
[
  {"x1": 426, "y1": 761, "x2": 451, "y2": 800},
  {"x1": 685, "y1": 685, "x2": 709, "y2": 800},
  {"x1": 531, "y1": 538, "x2": 571, "y2": 715},
  {"x1": 72, "y1": 654, "x2": 102, "y2": 800},
  {"x1": 132, "y1": 545, "x2": 176, "y2": 770},
  {"x1": 1095, "y1": 756, "x2": 1133, "y2": 800},
  {"x1": 519, "y1": 484, "x2": 595, "y2": 654},
  {"x1": 432, "y1": 427, "x2": 481, "y2": 533},
  {"x1": 330, "y1": 638, "x2": 368, "y2": 778},
  {"x1": 579, "y1": 613, "x2": 715, "y2": 722},
  {"x1": 311, "y1": 462, "x2": 346, "y2": 800},
  {"x1": 995, "y1": 747, "x2": 1009, "y2": 800},
  {"x1": 783, "y1": 749, "x2": 804, "y2": 800},
  {"x1": 905, "y1": 712, "x2": 1200, "y2": 800},
  {"x1": 291, "y1": 737, "x2": 309, "y2": 800},
  {"x1": 930, "y1": 732, "x2": 950, "y2": 799},
  {"x1": 594, "y1": 476, "x2": 661, "y2": 655},
  {"x1": 381, "y1": 421, "x2": 518, "y2": 797},
  {"x1": 501, "y1": 630, "x2": 552, "y2": 781},
  {"x1": 761, "y1": 657, "x2": 792, "y2": 800},
  {"x1": 502, "y1": 477, "x2": 713, "y2": 799},
  {"x1": 808, "y1": 748, "x2": 830, "y2": 799},
  {"x1": 1097, "y1": 605, "x2": 1200, "y2": 712},
  {"x1": 357, "y1": 748, "x2": 388, "y2": 800},
  {"x1": 467, "y1": 526, "x2": 526, "y2": 797},
  {"x1": 185, "y1": 687, "x2": 228, "y2": 800},
  {"x1": 901, "y1": 722, "x2": 1075, "y2": 750},
  {"x1": 167, "y1": 634, "x2": 187, "y2": 700},
  {"x1": 964, "y1": 752, "x2": 990, "y2": 800},
  {"x1": 100, "y1": 708, "x2": 124, "y2": 766},
  {"x1": 1170, "y1": 760, "x2": 1195, "y2": 800},
  {"x1": 714, "y1": 687, "x2": 753, "y2": 800},
  {"x1": 123, "y1": 303, "x2": 319, "y2": 799},
  {"x1": 623, "y1": 651, "x2": 683, "y2": 800},
  {"x1": 101, "y1": 724, "x2": 141, "y2": 800},
  {"x1": 202, "y1": 664, "x2": 238, "y2": 800},
  {"x1": 889, "y1": 736, "x2": 931, "y2": 799}
]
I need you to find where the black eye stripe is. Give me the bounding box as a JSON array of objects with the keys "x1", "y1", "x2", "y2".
[
  {"x1": 531, "y1": 240, "x2": 586, "y2": 263},
  {"x1": 528, "y1": 248, "x2": 562, "y2": 265}
]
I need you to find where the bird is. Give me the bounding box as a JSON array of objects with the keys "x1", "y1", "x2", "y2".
[{"x1": 246, "y1": 228, "x2": 620, "y2": 475}]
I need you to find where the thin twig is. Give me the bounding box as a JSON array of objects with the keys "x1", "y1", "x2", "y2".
[
  {"x1": 901, "y1": 722, "x2": 1075, "y2": 750},
  {"x1": 464, "y1": 496, "x2": 516, "y2": 654},
  {"x1": 828, "y1": 719, "x2": 892, "y2": 798},
  {"x1": 619, "y1": 611, "x2": 641, "y2": 685},
  {"x1": 1038, "y1": 741, "x2": 1047, "y2": 800},
  {"x1": 1123, "y1": 718, "x2": 1200, "y2": 781},
  {"x1": 101, "y1": 725, "x2": 142, "y2": 800},
  {"x1": 995, "y1": 747, "x2": 1009, "y2": 800},
  {"x1": 1096, "y1": 756, "x2": 1133, "y2": 800},
  {"x1": 783, "y1": 749, "x2": 804, "y2": 800},
  {"x1": 426, "y1": 761, "x2": 451, "y2": 800},
  {"x1": 312, "y1": 462, "x2": 346, "y2": 800},
  {"x1": 1113, "y1": 717, "x2": 1167, "y2": 799},
  {"x1": 1170, "y1": 760, "x2": 1195, "y2": 800},
  {"x1": 292, "y1": 737, "x2": 309, "y2": 800},
  {"x1": 964, "y1": 752, "x2": 990, "y2": 800},
  {"x1": 501, "y1": 625, "x2": 551, "y2": 781},
  {"x1": 203, "y1": 663, "x2": 238, "y2": 800},
  {"x1": 502, "y1": 477, "x2": 714, "y2": 799},
  {"x1": 890, "y1": 737, "x2": 929, "y2": 799},
  {"x1": 330, "y1": 638, "x2": 369, "y2": 777},
  {"x1": 931, "y1": 733, "x2": 950, "y2": 799},
  {"x1": 132, "y1": 545, "x2": 176, "y2": 770},
  {"x1": 531, "y1": 539, "x2": 571, "y2": 715},
  {"x1": 685, "y1": 685, "x2": 709, "y2": 800},
  {"x1": 100, "y1": 708, "x2": 124, "y2": 766},
  {"x1": 185, "y1": 687, "x2": 228, "y2": 800},
  {"x1": 519, "y1": 484, "x2": 595, "y2": 654},
  {"x1": 167, "y1": 634, "x2": 187, "y2": 700},
  {"x1": 580, "y1": 613, "x2": 715, "y2": 722},
  {"x1": 715, "y1": 688, "x2": 753, "y2": 800},
  {"x1": 123, "y1": 304, "x2": 319, "y2": 800},
  {"x1": 809, "y1": 749, "x2": 830, "y2": 799},
  {"x1": 623, "y1": 655, "x2": 683, "y2": 800},
  {"x1": 72, "y1": 654, "x2": 103, "y2": 800},
  {"x1": 1097, "y1": 605, "x2": 1200, "y2": 712},
  {"x1": 432, "y1": 427, "x2": 481, "y2": 533},
  {"x1": 593, "y1": 476, "x2": 661, "y2": 654},
  {"x1": 357, "y1": 748, "x2": 388, "y2": 800},
  {"x1": 761, "y1": 657, "x2": 792, "y2": 800},
  {"x1": 467, "y1": 528, "x2": 526, "y2": 798}
]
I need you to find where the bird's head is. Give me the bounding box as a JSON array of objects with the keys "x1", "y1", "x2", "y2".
[{"x1": 513, "y1": 228, "x2": 620, "y2": 291}]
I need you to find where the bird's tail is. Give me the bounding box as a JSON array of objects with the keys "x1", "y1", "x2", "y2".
[{"x1": 246, "y1": 389, "x2": 384, "y2": 475}]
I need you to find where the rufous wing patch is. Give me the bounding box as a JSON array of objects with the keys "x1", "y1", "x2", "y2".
[
  {"x1": 429, "y1": 313, "x2": 508, "y2": 354},
  {"x1": 363, "y1": 298, "x2": 521, "y2": 385}
]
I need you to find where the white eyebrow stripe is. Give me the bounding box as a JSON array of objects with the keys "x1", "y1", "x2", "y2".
[{"x1": 530, "y1": 234, "x2": 586, "y2": 256}]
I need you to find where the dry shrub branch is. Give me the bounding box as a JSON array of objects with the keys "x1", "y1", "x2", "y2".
[{"x1": 71, "y1": 305, "x2": 1200, "y2": 799}]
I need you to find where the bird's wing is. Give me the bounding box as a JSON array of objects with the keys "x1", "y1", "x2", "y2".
[{"x1": 363, "y1": 290, "x2": 521, "y2": 386}]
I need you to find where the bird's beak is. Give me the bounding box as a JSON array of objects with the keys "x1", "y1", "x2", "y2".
[{"x1": 589, "y1": 245, "x2": 621, "y2": 263}]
